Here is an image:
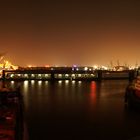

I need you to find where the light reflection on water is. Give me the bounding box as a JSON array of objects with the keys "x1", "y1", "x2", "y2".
[
  {"x1": 89, "y1": 81, "x2": 97, "y2": 106},
  {"x1": 7, "y1": 80, "x2": 127, "y2": 112},
  {"x1": 5, "y1": 80, "x2": 140, "y2": 140}
]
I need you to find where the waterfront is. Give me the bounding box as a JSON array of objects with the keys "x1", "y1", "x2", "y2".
[
  {"x1": 7, "y1": 80, "x2": 140, "y2": 140},
  {"x1": 2, "y1": 68, "x2": 137, "y2": 81}
]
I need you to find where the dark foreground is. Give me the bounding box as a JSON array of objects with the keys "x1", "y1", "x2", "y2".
[{"x1": 9, "y1": 80, "x2": 140, "y2": 140}]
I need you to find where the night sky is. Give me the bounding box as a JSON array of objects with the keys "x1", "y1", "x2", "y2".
[{"x1": 1, "y1": 0, "x2": 140, "y2": 66}]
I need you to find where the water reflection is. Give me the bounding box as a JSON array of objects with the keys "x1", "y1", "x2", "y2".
[
  {"x1": 65, "y1": 80, "x2": 69, "y2": 84},
  {"x1": 90, "y1": 81, "x2": 97, "y2": 106},
  {"x1": 38, "y1": 80, "x2": 42, "y2": 85},
  {"x1": 10, "y1": 81, "x2": 15, "y2": 89},
  {"x1": 23, "y1": 80, "x2": 29, "y2": 92},
  {"x1": 23, "y1": 80, "x2": 29, "y2": 109},
  {"x1": 7, "y1": 80, "x2": 140, "y2": 140},
  {"x1": 72, "y1": 80, "x2": 75, "y2": 84},
  {"x1": 58, "y1": 80, "x2": 62, "y2": 84},
  {"x1": 31, "y1": 80, "x2": 35, "y2": 85}
]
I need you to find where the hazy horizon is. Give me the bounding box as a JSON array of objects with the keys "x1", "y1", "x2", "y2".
[{"x1": 1, "y1": 1, "x2": 140, "y2": 66}]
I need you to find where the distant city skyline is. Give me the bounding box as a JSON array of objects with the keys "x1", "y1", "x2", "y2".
[
  {"x1": 1, "y1": 1, "x2": 140, "y2": 66},
  {"x1": 0, "y1": 55, "x2": 139, "y2": 68}
]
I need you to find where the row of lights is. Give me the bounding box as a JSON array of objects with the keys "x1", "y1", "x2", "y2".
[
  {"x1": 11, "y1": 80, "x2": 82, "y2": 85},
  {"x1": 27, "y1": 64, "x2": 140, "y2": 71},
  {"x1": 27, "y1": 65, "x2": 106, "y2": 70},
  {"x1": 9, "y1": 73, "x2": 96, "y2": 78}
]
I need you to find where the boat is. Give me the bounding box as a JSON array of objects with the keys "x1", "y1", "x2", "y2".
[
  {"x1": 0, "y1": 83, "x2": 23, "y2": 140},
  {"x1": 125, "y1": 76, "x2": 140, "y2": 108}
]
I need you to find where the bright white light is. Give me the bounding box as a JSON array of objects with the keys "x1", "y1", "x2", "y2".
[
  {"x1": 58, "y1": 74, "x2": 62, "y2": 77},
  {"x1": 58, "y1": 80, "x2": 62, "y2": 84},
  {"x1": 65, "y1": 74, "x2": 69, "y2": 77},
  {"x1": 93, "y1": 65, "x2": 98, "y2": 69},
  {"x1": 11, "y1": 81, "x2": 14, "y2": 84},
  {"x1": 78, "y1": 74, "x2": 81, "y2": 77},
  {"x1": 72, "y1": 80, "x2": 75, "y2": 84},
  {"x1": 38, "y1": 81, "x2": 42, "y2": 85},
  {"x1": 10, "y1": 74, "x2": 14, "y2": 78},
  {"x1": 23, "y1": 80, "x2": 29, "y2": 94},
  {"x1": 24, "y1": 74, "x2": 28, "y2": 77},
  {"x1": 102, "y1": 66, "x2": 108, "y2": 70},
  {"x1": 84, "y1": 67, "x2": 88, "y2": 71},
  {"x1": 31, "y1": 80, "x2": 35, "y2": 84},
  {"x1": 24, "y1": 80, "x2": 28, "y2": 85},
  {"x1": 78, "y1": 81, "x2": 82, "y2": 84},
  {"x1": 45, "y1": 74, "x2": 49, "y2": 77},
  {"x1": 65, "y1": 80, "x2": 69, "y2": 83},
  {"x1": 72, "y1": 74, "x2": 75, "y2": 77}
]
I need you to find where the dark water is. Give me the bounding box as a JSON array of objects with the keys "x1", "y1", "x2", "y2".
[{"x1": 8, "y1": 80, "x2": 140, "y2": 140}]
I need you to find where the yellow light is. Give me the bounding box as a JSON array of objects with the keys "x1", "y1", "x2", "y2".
[
  {"x1": 72, "y1": 74, "x2": 75, "y2": 77},
  {"x1": 45, "y1": 74, "x2": 49, "y2": 77},
  {"x1": 84, "y1": 67, "x2": 88, "y2": 71},
  {"x1": 45, "y1": 65, "x2": 50, "y2": 67},
  {"x1": 93, "y1": 65, "x2": 98, "y2": 69},
  {"x1": 58, "y1": 80, "x2": 62, "y2": 84},
  {"x1": 38, "y1": 81, "x2": 42, "y2": 84},
  {"x1": 65, "y1": 80, "x2": 69, "y2": 84},
  {"x1": 58, "y1": 74, "x2": 62, "y2": 77},
  {"x1": 72, "y1": 80, "x2": 75, "y2": 84},
  {"x1": 78, "y1": 74, "x2": 81, "y2": 77},
  {"x1": 78, "y1": 81, "x2": 82, "y2": 84},
  {"x1": 65, "y1": 74, "x2": 69, "y2": 77},
  {"x1": 11, "y1": 81, "x2": 14, "y2": 84},
  {"x1": 28, "y1": 65, "x2": 32, "y2": 68},
  {"x1": 0, "y1": 60, "x2": 18, "y2": 70},
  {"x1": 24, "y1": 74, "x2": 28, "y2": 77}
]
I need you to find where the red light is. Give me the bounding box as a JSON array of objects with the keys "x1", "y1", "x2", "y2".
[{"x1": 90, "y1": 81, "x2": 97, "y2": 105}]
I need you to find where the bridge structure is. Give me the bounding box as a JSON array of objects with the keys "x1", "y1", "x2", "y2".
[{"x1": 1, "y1": 67, "x2": 138, "y2": 81}]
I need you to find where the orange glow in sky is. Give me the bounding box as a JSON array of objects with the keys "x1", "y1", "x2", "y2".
[{"x1": 1, "y1": 1, "x2": 140, "y2": 66}]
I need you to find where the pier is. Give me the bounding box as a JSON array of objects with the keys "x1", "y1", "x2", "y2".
[{"x1": 1, "y1": 67, "x2": 138, "y2": 81}]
